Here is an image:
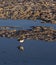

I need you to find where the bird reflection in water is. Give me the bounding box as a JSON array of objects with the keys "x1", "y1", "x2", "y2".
[{"x1": 17, "y1": 45, "x2": 24, "y2": 51}]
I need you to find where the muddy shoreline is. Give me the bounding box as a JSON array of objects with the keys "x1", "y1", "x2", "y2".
[
  {"x1": 0, "y1": 26, "x2": 56, "y2": 42},
  {"x1": 0, "y1": 0, "x2": 56, "y2": 24}
]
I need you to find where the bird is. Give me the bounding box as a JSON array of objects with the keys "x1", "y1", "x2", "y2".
[{"x1": 17, "y1": 37, "x2": 24, "y2": 43}]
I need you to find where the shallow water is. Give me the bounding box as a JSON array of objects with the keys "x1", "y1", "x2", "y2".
[
  {"x1": 0, "y1": 19, "x2": 56, "y2": 29},
  {"x1": 0, "y1": 20, "x2": 56, "y2": 65}
]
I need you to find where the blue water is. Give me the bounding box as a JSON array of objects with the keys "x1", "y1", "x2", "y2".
[
  {"x1": 0, "y1": 19, "x2": 56, "y2": 29},
  {"x1": 0, "y1": 20, "x2": 56, "y2": 65}
]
